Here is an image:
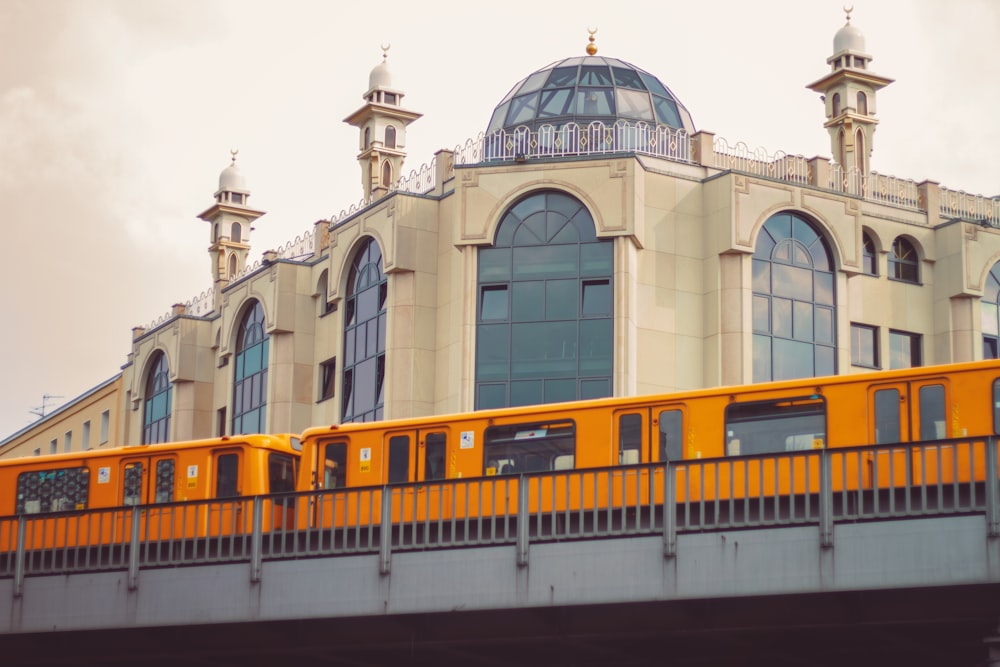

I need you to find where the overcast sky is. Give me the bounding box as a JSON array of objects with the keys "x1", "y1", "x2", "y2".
[{"x1": 0, "y1": 0, "x2": 997, "y2": 439}]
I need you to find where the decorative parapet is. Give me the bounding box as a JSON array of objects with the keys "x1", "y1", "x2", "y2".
[
  {"x1": 713, "y1": 137, "x2": 811, "y2": 184},
  {"x1": 939, "y1": 186, "x2": 1000, "y2": 226},
  {"x1": 453, "y1": 121, "x2": 694, "y2": 166},
  {"x1": 827, "y1": 165, "x2": 921, "y2": 211}
]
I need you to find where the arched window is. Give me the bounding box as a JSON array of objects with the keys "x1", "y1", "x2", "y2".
[
  {"x1": 385, "y1": 125, "x2": 396, "y2": 149},
  {"x1": 832, "y1": 93, "x2": 841, "y2": 117},
  {"x1": 232, "y1": 301, "x2": 268, "y2": 434},
  {"x1": 888, "y1": 237, "x2": 919, "y2": 283},
  {"x1": 857, "y1": 91, "x2": 868, "y2": 115},
  {"x1": 227, "y1": 253, "x2": 238, "y2": 279},
  {"x1": 983, "y1": 262, "x2": 1000, "y2": 359},
  {"x1": 381, "y1": 160, "x2": 392, "y2": 188},
  {"x1": 862, "y1": 232, "x2": 878, "y2": 276},
  {"x1": 752, "y1": 212, "x2": 837, "y2": 382},
  {"x1": 342, "y1": 238, "x2": 387, "y2": 422},
  {"x1": 837, "y1": 129, "x2": 846, "y2": 169},
  {"x1": 143, "y1": 351, "x2": 171, "y2": 444},
  {"x1": 317, "y1": 269, "x2": 334, "y2": 315},
  {"x1": 364, "y1": 127, "x2": 371, "y2": 149},
  {"x1": 855, "y1": 129, "x2": 865, "y2": 171},
  {"x1": 476, "y1": 190, "x2": 613, "y2": 409},
  {"x1": 231, "y1": 222, "x2": 241, "y2": 243}
]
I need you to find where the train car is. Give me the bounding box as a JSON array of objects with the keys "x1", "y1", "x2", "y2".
[
  {"x1": 297, "y1": 361, "x2": 1000, "y2": 524},
  {"x1": 0, "y1": 434, "x2": 301, "y2": 552}
]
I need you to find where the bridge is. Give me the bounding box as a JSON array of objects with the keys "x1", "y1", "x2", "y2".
[{"x1": 4, "y1": 440, "x2": 1000, "y2": 666}]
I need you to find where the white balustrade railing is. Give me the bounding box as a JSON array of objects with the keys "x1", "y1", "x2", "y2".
[
  {"x1": 940, "y1": 186, "x2": 1000, "y2": 226},
  {"x1": 713, "y1": 138, "x2": 811, "y2": 184}
]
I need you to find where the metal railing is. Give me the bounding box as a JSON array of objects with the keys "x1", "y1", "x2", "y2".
[{"x1": 1, "y1": 438, "x2": 996, "y2": 591}]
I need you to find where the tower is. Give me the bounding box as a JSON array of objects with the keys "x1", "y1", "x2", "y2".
[
  {"x1": 197, "y1": 151, "x2": 266, "y2": 304},
  {"x1": 343, "y1": 46, "x2": 422, "y2": 200},
  {"x1": 807, "y1": 8, "x2": 893, "y2": 175}
]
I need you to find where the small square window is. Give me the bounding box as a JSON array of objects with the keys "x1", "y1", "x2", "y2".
[
  {"x1": 320, "y1": 358, "x2": 337, "y2": 402},
  {"x1": 850, "y1": 323, "x2": 879, "y2": 368},
  {"x1": 889, "y1": 330, "x2": 922, "y2": 369}
]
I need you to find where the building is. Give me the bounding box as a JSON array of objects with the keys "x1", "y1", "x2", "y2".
[{"x1": 3, "y1": 12, "x2": 998, "y2": 457}]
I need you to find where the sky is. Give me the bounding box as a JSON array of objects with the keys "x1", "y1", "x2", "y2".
[{"x1": 0, "y1": 0, "x2": 997, "y2": 439}]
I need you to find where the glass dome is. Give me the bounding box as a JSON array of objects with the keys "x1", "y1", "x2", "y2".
[{"x1": 486, "y1": 56, "x2": 695, "y2": 136}]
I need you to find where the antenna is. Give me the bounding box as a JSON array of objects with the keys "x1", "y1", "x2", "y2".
[{"x1": 30, "y1": 394, "x2": 63, "y2": 420}]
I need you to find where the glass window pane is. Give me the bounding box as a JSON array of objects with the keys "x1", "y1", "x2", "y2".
[
  {"x1": 576, "y1": 88, "x2": 614, "y2": 116},
  {"x1": 753, "y1": 295, "x2": 770, "y2": 333},
  {"x1": 616, "y1": 88, "x2": 654, "y2": 121},
  {"x1": 652, "y1": 95, "x2": 681, "y2": 126},
  {"x1": 983, "y1": 302, "x2": 999, "y2": 337},
  {"x1": 772, "y1": 339, "x2": 814, "y2": 381},
  {"x1": 539, "y1": 88, "x2": 573, "y2": 117},
  {"x1": 875, "y1": 389, "x2": 901, "y2": 444},
  {"x1": 773, "y1": 297, "x2": 792, "y2": 339},
  {"x1": 388, "y1": 436, "x2": 409, "y2": 484},
  {"x1": 815, "y1": 307, "x2": 834, "y2": 344},
  {"x1": 815, "y1": 345, "x2": 835, "y2": 377},
  {"x1": 581, "y1": 242, "x2": 612, "y2": 276},
  {"x1": 752, "y1": 259, "x2": 770, "y2": 292},
  {"x1": 753, "y1": 334, "x2": 772, "y2": 382},
  {"x1": 580, "y1": 378, "x2": 611, "y2": 400},
  {"x1": 513, "y1": 245, "x2": 578, "y2": 279},
  {"x1": 481, "y1": 286, "x2": 509, "y2": 321},
  {"x1": 773, "y1": 264, "x2": 813, "y2": 301},
  {"x1": 581, "y1": 280, "x2": 610, "y2": 317},
  {"x1": 547, "y1": 279, "x2": 578, "y2": 319},
  {"x1": 478, "y1": 383, "x2": 507, "y2": 409},
  {"x1": 659, "y1": 410, "x2": 683, "y2": 461},
  {"x1": 544, "y1": 379, "x2": 577, "y2": 404},
  {"x1": 479, "y1": 248, "x2": 511, "y2": 280},
  {"x1": 512, "y1": 322, "x2": 577, "y2": 379},
  {"x1": 510, "y1": 380, "x2": 543, "y2": 406},
  {"x1": 580, "y1": 319, "x2": 612, "y2": 375},
  {"x1": 512, "y1": 281, "x2": 544, "y2": 321},
  {"x1": 815, "y1": 272, "x2": 834, "y2": 305},
  {"x1": 793, "y1": 301, "x2": 814, "y2": 341},
  {"x1": 919, "y1": 384, "x2": 946, "y2": 440}
]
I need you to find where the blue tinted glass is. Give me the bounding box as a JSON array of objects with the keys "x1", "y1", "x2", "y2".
[
  {"x1": 479, "y1": 248, "x2": 511, "y2": 280},
  {"x1": 510, "y1": 380, "x2": 543, "y2": 406},
  {"x1": 507, "y1": 93, "x2": 539, "y2": 125},
  {"x1": 581, "y1": 280, "x2": 610, "y2": 317},
  {"x1": 753, "y1": 334, "x2": 772, "y2": 383},
  {"x1": 544, "y1": 379, "x2": 577, "y2": 403},
  {"x1": 476, "y1": 325, "x2": 509, "y2": 380},
  {"x1": 481, "y1": 286, "x2": 509, "y2": 321},
  {"x1": 617, "y1": 89, "x2": 654, "y2": 121},
  {"x1": 579, "y1": 66, "x2": 612, "y2": 85},
  {"x1": 753, "y1": 295, "x2": 770, "y2": 332},
  {"x1": 478, "y1": 384, "x2": 507, "y2": 409},
  {"x1": 512, "y1": 281, "x2": 544, "y2": 322},
  {"x1": 793, "y1": 301, "x2": 813, "y2": 341},
  {"x1": 773, "y1": 339, "x2": 814, "y2": 380},
  {"x1": 611, "y1": 67, "x2": 645, "y2": 90},
  {"x1": 652, "y1": 96, "x2": 681, "y2": 126},
  {"x1": 639, "y1": 72, "x2": 669, "y2": 96},
  {"x1": 513, "y1": 245, "x2": 578, "y2": 279},
  {"x1": 580, "y1": 319, "x2": 612, "y2": 375},
  {"x1": 539, "y1": 88, "x2": 573, "y2": 117},
  {"x1": 545, "y1": 67, "x2": 578, "y2": 88},
  {"x1": 580, "y1": 378, "x2": 611, "y2": 400},
  {"x1": 548, "y1": 280, "x2": 579, "y2": 319},
  {"x1": 576, "y1": 88, "x2": 614, "y2": 116}
]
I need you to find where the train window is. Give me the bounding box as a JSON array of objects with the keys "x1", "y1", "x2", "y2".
[
  {"x1": 659, "y1": 410, "x2": 683, "y2": 461},
  {"x1": 874, "y1": 389, "x2": 901, "y2": 444},
  {"x1": 324, "y1": 442, "x2": 347, "y2": 488},
  {"x1": 216, "y1": 453, "x2": 240, "y2": 498},
  {"x1": 724, "y1": 398, "x2": 825, "y2": 455},
  {"x1": 388, "y1": 435, "x2": 410, "y2": 484},
  {"x1": 483, "y1": 420, "x2": 575, "y2": 475},
  {"x1": 155, "y1": 460, "x2": 175, "y2": 503},
  {"x1": 424, "y1": 432, "x2": 446, "y2": 481},
  {"x1": 268, "y1": 453, "x2": 297, "y2": 493},
  {"x1": 919, "y1": 384, "x2": 946, "y2": 440},
  {"x1": 16, "y1": 467, "x2": 90, "y2": 514},
  {"x1": 619, "y1": 414, "x2": 642, "y2": 464},
  {"x1": 123, "y1": 463, "x2": 143, "y2": 506}
]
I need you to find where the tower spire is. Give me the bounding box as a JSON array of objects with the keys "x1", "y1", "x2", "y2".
[
  {"x1": 343, "y1": 47, "x2": 423, "y2": 201},
  {"x1": 806, "y1": 8, "x2": 893, "y2": 175}
]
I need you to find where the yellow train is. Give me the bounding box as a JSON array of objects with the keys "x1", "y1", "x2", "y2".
[{"x1": 2, "y1": 360, "x2": 998, "y2": 550}]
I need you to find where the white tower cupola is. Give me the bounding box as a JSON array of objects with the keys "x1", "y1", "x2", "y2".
[
  {"x1": 197, "y1": 151, "x2": 266, "y2": 305},
  {"x1": 807, "y1": 7, "x2": 893, "y2": 176},
  {"x1": 343, "y1": 46, "x2": 422, "y2": 200}
]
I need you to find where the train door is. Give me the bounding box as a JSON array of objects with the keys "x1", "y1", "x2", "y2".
[
  {"x1": 614, "y1": 410, "x2": 644, "y2": 465},
  {"x1": 117, "y1": 454, "x2": 178, "y2": 542},
  {"x1": 867, "y1": 378, "x2": 950, "y2": 487},
  {"x1": 385, "y1": 430, "x2": 415, "y2": 524},
  {"x1": 212, "y1": 449, "x2": 244, "y2": 535}
]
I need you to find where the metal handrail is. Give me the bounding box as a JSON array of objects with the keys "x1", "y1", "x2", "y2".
[{"x1": 1, "y1": 438, "x2": 996, "y2": 589}]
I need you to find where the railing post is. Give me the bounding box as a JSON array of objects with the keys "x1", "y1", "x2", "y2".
[
  {"x1": 250, "y1": 496, "x2": 263, "y2": 583},
  {"x1": 13, "y1": 515, "x2": 26, "y2": 598},
  {"x1": 663, "y1": 463, "x2": 676, "y2": 558},
  {"x1": 516, "y1": 476, "x2": 529, "y2": 567},
  {"x1": 127, "y1": 507, "x2": 141, "y2": 591},
  {"x1": 986, "y1": 437, "x2": 1000, "y2": 538},
  {"x1": 819, "y1": 450, "x2": 834, "y2": 548},
  {"x1": 379, "y1": 488, "x2": 393, "y2": 575}
]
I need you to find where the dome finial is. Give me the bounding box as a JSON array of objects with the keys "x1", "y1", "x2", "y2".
[
  {"x1": 844, "y1": 4, "x2": 853, "y2": 22},
  {"x1": 380, "y1": 43, "x2": 390, "y2": 61},
  {"x1": 229, "y1": 148, "x2": 239, "y2": 165},
  {"x1": 586, "y1": 27, "x2": 598, "y2": 56}
]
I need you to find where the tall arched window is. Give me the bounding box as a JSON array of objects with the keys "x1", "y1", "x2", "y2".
[
  {"x1": 857, "y1": 91, "x2": 868, "y2": 115},
  {"x1": 832, "y1": 93, "x2": 841, "y2": 117},
  {"x1": 381, "y1": 160, "x2": 392, "y2": 188},
  {"x1": 888, "y1": 237, "x2": 919, "y2": 283},
  {"x1": 983, "y1": 262, "x2": 1000, "y2": 359},
  {"x1": 862, "y1": 232, "x2": 878, "y2": 276},
  {"x1": 227, "y1": 254, "x2": 238, "y2": 279},
  {"x1": 143, "y1": 351, "x2": 171, "y2": 444},
  {"x1": 342, "y1": 238, "x2": 387, "y2": 422},
  {"x1": 364, "y1": 127, "x2": 371, "y2": 149},
  {"x1": 752, "y1": 212, "x2": 836, "y2": 382},
  {"x1": 385, "y1": 125, "x2": 396, "y2": 149},
  {"x1": 855, "y1": 129, "x2": 865, "y2": 171},
  {"x1": 232, "y1": 301, "x2": 268, "y2": 434},
  {"x1": 476, "y1": 190, "x2": 613, "y2": 409},
  {"x1": 231, "y1": 222, "x2": 242, "y2": 243}
]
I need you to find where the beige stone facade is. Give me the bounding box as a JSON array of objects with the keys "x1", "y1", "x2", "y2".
[{"x1": 4, "y1": 15, "x2": 999, "y2": 458}]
